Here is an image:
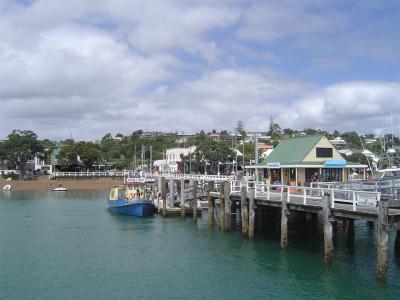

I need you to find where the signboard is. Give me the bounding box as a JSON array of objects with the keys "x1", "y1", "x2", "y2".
[
  {"x1": 323, "y1": 160, "x2": 346, "y2": 167},
  {"x1": 266, "y1": 162, "x2": 281, "y2": 168},
  {"x1": 126, "y1": 177, "x2": 146, "y2": 184}
]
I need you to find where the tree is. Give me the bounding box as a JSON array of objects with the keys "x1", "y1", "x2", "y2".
[
  {"x1": 283, "y1": 128, "x2": 295, "y2": 136},
  {"x1": 0, "y1": 130, "x2": 44, "y2": 177},
  {"x1": 303, "y1": 128, "x2": 318, "y2": 135},
  {"x1": 58, "y1": 141, "x2": 102, "y2": 171},
  {"x1": 236, "y1": 120, "x2": 247, "y2": 140}
]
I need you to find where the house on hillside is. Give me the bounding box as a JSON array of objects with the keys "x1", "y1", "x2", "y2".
[
  {"x1": 165, "y1": 146, "x2": 196, "y2": 173},
  {"x1": 246, "y1": 135, "x2": 367, "y2": 185}
]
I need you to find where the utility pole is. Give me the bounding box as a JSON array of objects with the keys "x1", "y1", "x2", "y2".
[
  {"x1": 150, "y1": 145, "x2": 153, "y2": 175},
  {"x1": 134, "y1": 144, "x2": 137, "y2": 172},
  {"x1": 255, "y1": 132, "x2": 259, "y2": 181}
]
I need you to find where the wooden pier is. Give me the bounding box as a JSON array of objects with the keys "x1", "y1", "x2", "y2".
[{"x1": 153, "y1": 174, "x2": 400, "y2": 280}]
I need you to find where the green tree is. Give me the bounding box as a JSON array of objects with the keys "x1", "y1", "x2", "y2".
[
  {"x1": 58, "y1": 141, "x2": 102, "y2": 171},
  {"x1": 236, "y1": 120, "x2": 247, "y2": 140},
  {"x1": 0, "y1": 130, "x2": 44, "y2": 177}
]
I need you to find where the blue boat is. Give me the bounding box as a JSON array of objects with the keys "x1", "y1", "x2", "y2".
[{"x1": 107, "y1": 178, "x2": 155, "y2": 217}]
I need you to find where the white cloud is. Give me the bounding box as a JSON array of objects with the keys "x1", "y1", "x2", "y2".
[
  {"x1": 0, "y1": 0, "x2": 398, "y2": 139},
  {"x1": 278, "y1": 82, "x2": 400, "y2": 132}
]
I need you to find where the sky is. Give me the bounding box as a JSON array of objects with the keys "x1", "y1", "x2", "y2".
[{"x1": 0, "y1": 0, "x2": 399, "y2": 140}]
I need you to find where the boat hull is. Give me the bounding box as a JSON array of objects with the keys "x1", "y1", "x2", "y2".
[{"x1": 107, "y1": 199, "x2": 155, "y2": 217}]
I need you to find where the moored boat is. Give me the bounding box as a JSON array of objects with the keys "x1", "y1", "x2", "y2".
[{"x1": 107, "y1": 178, "x2": 155, "y2": 217}]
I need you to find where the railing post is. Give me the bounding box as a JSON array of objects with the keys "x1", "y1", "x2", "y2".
[
  {"x1": 287, "y1": 186, "x2": 291, "y2": 203},
  {"x1": 352, "y1": 191, "x2": 356, "y2": 211},
  {"x1": 331, "y1": 190, "x2": 335, "y2": 208}
]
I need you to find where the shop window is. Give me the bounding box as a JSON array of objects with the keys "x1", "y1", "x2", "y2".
[{"x1": 321, "y1": 168, "x2": 342, "y2": 182}]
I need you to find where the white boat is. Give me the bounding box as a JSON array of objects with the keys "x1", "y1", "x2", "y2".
[
  {"x1": 2, "y1": 184, "x2": 11, "y2": 191},
  {"x1": 53, "y1": 187, "x2": 67, "y2": 192}
]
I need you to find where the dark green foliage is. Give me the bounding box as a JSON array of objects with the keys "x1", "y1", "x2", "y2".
[{"x1": 0, "y1": 130, "x2": 44, "y2": 176}]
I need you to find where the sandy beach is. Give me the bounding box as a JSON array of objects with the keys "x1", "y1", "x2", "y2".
[{"x1": 0, "y1": 177, "x2": 124, "y2": 191}]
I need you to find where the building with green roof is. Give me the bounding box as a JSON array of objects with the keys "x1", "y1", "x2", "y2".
[{"x1": 246, "y1": 135, "x2": 367, "y2": 185}]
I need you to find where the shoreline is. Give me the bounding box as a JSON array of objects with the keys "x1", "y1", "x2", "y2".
[{"x1": 0, "y1": 178, "x2": 124, "y2": 192}]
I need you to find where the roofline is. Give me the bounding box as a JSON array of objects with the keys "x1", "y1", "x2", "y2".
[{"x1": 246, "y1": 164, "x2": 368, "y2": 169}]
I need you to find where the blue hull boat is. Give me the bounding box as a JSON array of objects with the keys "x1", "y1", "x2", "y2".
[
  {"x1": 108, "y1": 179, "x2": 155, "y2": 217},
  {"x1": 107, "y1": 199, "x2": 155, "y2": 217}
]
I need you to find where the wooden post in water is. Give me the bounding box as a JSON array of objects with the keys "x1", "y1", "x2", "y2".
[
  {"x1": 240, "y1": 184, "x2": 249, "y2": 235},
  {"x1": 220, "y1": 182, "x2": 225, "y2": 231},
  {"x1": 207, "y1": 181, "x2": 215, "y2": 227},
  {"x1": 323, "y1": 193, "x2": 334, "y2": 263},
  {"x1": 280, "y1": 190, "x2": 289, "y2": 248},
  {"x1": 248, "y1": 188, "x2": 255, "y2": 240},
  {"x1": 192, "y1": 180, "x2": 198, "y2": 222},
  {"x1": 161, "y1": 177, "x2": 167, "y2": 217},
  {"x1": 224, "y1": 182, "x2": 231, "y2": 231},
  {"x1": 377, "y1": 201, "x2": 389, "y2": 279},
  {"x1": 168, "y1": 178, "x2": 174, "y2": 209},
  {"x1": 180, "y1": 178, "x2": 186, "y2": 218}
]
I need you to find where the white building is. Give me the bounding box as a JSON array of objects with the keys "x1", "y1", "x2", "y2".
[{"x1": 165, "y1": 146, "x2": 196, "y2": 173}]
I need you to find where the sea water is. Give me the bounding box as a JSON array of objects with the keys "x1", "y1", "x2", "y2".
[{"x1": 0, "y1": 191, "x2": 399, "y2": 300}]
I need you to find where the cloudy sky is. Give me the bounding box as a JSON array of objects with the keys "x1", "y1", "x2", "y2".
[{"x1": 0, "y1": 0, "x2": 399, "y2": 140}]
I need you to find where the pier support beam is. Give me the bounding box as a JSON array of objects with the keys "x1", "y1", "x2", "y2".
[
  {"x1": 220, "y1": 182, "x2": 225, "y2": 231},
  {"x1": 377, "y1": 201, "x2": 389, "y2": 279},
  {"x1": 192, "y1": 180, "x2": 198, "y2": 222},
  {"x1": 248, "y1": 188, "x2": 255, "y2": 240},
  {"x1": 224, "y1": 182, "x2": 231, "y2": 231},
  {"x1": 323, "y1": 194, "x2": 334, "y2": 263},
  {"x1": 280, "y1": 192, "x2": 289, "y2": 248},
  {"x1": 207, "y1": 181, "x2": 215, "y2": 227},
  {"x1": 180, "y1": 178, "x2": 186, "y2": 219},
  {"x1": 161, "y1": 177, "x2": 167, "y2": 217},
  {"x1": 168, "y1": 178, "x2": 174, "y2": 208},
  {"x1": 240, "y1": 184, "x2": 249, "y2": 235}
]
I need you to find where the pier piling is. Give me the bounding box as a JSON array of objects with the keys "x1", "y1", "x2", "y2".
[
  {"x1": 180, "y1": 178, "x2": 186, "y2": 219},
  {"x1": 280, "y1": 191, "x2": 289, "y2": 248},
  {"x1": 240, "y1": 184, "x2": 249, "y2": 235},
  {"x1": 207, "y1": 181, "x2": 215, "y2": 227},
  {"x1": 377, "y1": 201, "x2": 389, "y2": 279},
  {"x1": 168, "y1": 178, "x2": 174, "y2": 209},
  {"x1": 192, "y1": 180, "x2": 198, "y2": 222},
  {"x1": 220, "y1": 182, "x2": 225, "y2": 231},
  {"x1": 323, "y1": 194, "x2": 334, "y2": 263},
  {"x1": 162, "y1": 177, "x2": 167, "y2": 217},
  {"x1": 224, "y1": 182, "x2": 231, "y2": 231},
  {"x1": 248, "y1": 188, "x2": 255, "y2": 240}
]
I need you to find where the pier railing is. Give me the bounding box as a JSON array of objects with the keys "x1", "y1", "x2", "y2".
[
  {"x1": 50, "y1": 171, "x2": 132, "y2": 179},
  {"x1": 227, "y1": 181, "x2": 381, "y2": 212}
]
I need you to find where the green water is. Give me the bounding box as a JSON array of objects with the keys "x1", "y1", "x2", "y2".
[{"x1": 0, "y1": 191, "x2": 398, "y2": 300}]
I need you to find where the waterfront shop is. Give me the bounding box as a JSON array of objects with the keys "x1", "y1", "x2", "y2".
[{"x1": 247, "y1": 135, "x2": 367, "y2": 186}]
